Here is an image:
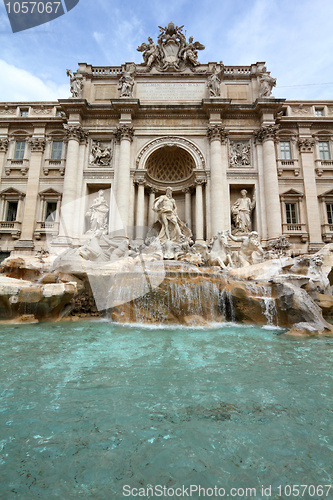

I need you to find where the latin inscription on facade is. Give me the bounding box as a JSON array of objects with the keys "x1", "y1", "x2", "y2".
[{"x1": 136, "y1": 82, "x2": 206, "y2": 101}]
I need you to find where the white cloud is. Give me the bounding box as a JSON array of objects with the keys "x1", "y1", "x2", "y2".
[{"x1": 0, "y1": 59, "x2": 68, "y2": 101}]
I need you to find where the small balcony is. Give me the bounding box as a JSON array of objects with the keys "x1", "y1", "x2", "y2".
[
  {"x1": 0, "y1": 221, "x2": 21, "y2": 239},
  {"x1": 282, "y1": 223, "x2": 308, "y2": 242},
  {"x1": 43, "y1": 159, "x2": 65, "y2": 176},
  {"x1": 34, "y1": 221, "x2": 60, "y2": 240},
  {"x1": 277, "y1": 159, "x2": 300, "y2": 177},
  {"x1": 315, "y1": 159, "x2": 333, "y2": 176},
  {"x1": 4, "y1": 159, "x2": 29, "y2": 176},
  {"x1": 321, "y1": 223, "x2": 333, "y2": 242}
]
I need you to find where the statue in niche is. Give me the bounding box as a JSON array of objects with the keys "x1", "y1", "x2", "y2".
[
  {"x1": 90, "y1": 141, "x2": 112, "y2": 166},
  {"x1": 118, "y1": 70, "x2": 135, "y2": 97},
  {"x1": 228, "y1": 231, "x2": 264, "y2": 267},
  {"x1": 259, "y1": 69, "x2": 276, "y2": 98},
  {"x1": 231, "y1": 189, "x2": 256, "y2": 234},
  {"x1": 229, "y1": 142, "x2": 250, "y2": 167},
  {"x1": 207, "y1": 63, "x2": 224, "y2": 97},
  {"x1": 66, "y1": 69, "x2": 84, "y2": 98},
  {"x1": 152, "y1": 187, "x2": 191, "y2": 243},
  {"x1": 86, "y1": 190, "x2": 109, "y2": 234}
]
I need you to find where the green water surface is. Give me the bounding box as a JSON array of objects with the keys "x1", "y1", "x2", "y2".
[{"x1": 0, "y1": 321, "x2": 332, "y2": 499}]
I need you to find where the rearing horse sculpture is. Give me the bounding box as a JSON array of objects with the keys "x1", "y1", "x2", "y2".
[{"x1": 206, "y1": 231, "x2": 233, "y2": 269}]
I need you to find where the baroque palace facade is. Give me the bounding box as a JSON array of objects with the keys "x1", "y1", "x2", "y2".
[{"x1": 1, "y1": 22, "x2": 333, "y2": 258}]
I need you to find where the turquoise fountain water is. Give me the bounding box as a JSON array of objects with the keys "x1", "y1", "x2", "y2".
[{"x1": 0, "y1": 321, "x2": 332, "y2": 499}]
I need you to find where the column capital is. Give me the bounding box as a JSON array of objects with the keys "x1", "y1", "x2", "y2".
[
  {"x1": 115, "y1": 124, "x2": 134, "y2": 143},
  {"x1": 135, "y1": 178, "x2": 146, "y2": 186},
  {"x1": 28, "y1": 137, "x2": 46, "y2": 152},
  {"x1": 0, "y1": 138, "x2": 9, "y2": 152},
  {"x1": 298, "y1": 137, "x2": 315, "y2": 153},
  {"x1": 64, "y1": 125, "x2": 88, "y2": 143},
  {"x1": 149, "y1": 187, "x2": 158, "y2": 194},
  {"x1": 207, "y1": 124, "x2": 228, "y2": 144},
  {"x1": 195, "y1": 177, "x2": 206, "y2": 186},
  {"x1": 254, "y1": 124, "x2": 279, "y2": 143}
]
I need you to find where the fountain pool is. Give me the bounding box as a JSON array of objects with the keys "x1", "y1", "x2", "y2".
[{"x1": 0, "y1": 321, "x2": 332, "y2": 499}]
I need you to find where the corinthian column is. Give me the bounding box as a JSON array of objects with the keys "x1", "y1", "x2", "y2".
[
  {"x1": 207, "y1": 124, "x2": 229, "y2": 235},
  {"x1": 255, "y1": 125, "x2": 281, "y2": 239},
  {"x1": 148, "y1": 188, "x2": 157, "y2": 227},
  {"x1": 195, "y1": 179, "x2": 205, "y2": 242},
  {"x1": 113, "y1": 124, "x2": 134, "y2": 237},
  {"x1": 183, "y1": 187, "x2": 192, "y2": 230},
  {"x1": 17, "y1": 137, "x2": 46, "y2": 248},
  {"x1": 58, "y1": 125, "x2": 88, "y2": 241},
  {"x1": 135, "y1": 179, "x2": 145, "y2": 241},
  {"x1": 298, "y1": 138, "x2": 322, "y2": 250}
]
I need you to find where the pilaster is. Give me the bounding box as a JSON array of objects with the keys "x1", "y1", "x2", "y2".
[{"x1": 298, "y1": 137, "x2": 323, "y2": 250}]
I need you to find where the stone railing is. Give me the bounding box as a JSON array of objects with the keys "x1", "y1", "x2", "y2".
[
  {"x1": 4, "y1": 159, "x2": 29, "y2": 176},
  {"x1": 224, "y1": 66, "x2": 252, "y2": 75},
  {"x1": 282, "y1": 223, "x2": 308, "y2": 242},
  {"x1": 321, "y1": 223, "x2": 333, "y2": 242},
  {"x1": 0, "y1": 221, "x2": 21, "y2": 239},
  {"x1": 43, "y1": 159, "x2": 65, "y2": 176},
  {"x1": 34, "y1": 221, "x2": 59, "y2": 240},
  {"x1": 92, "y1": 66, "x2": 122, "y2": 76},
  {"x1": 277, "y1": 159, "x2": 300, "y2": 176}
]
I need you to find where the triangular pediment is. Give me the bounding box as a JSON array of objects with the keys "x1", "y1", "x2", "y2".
[
  {"x1": 0, "y1": 187, "x2": 25, "y2": 197},
  {"x1": 39, "y1": 188, "x2": 62, "y2": 197},
  {"x1": 318, "y1": 189, "x2": 333, "y2": 199},
  {"x1": 280, "y1": 189, "x2": 304, "y2": 197}
]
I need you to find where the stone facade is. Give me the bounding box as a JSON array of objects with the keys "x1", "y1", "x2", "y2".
[{"x1": 0, "y1": 23, "x2": 333, "y2": 257}]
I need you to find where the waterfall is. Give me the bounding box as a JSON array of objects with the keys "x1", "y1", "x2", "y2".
[
  {"x1": 245, "y1": 283, "x2": 278, "y2": 328},
  {"x1": 219, "y1": 289, "x2": 236, "y2": 322}
]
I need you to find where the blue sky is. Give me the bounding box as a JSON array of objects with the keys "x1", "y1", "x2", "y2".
[{"x1": 0, "y1": 0, "x2": 333, "y2": 102}]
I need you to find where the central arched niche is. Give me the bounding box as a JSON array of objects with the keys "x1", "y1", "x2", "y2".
[{"x1": 146, "y1": 145, "x2": 195, "y2": 189}]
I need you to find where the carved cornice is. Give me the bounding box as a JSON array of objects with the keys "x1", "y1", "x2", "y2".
[
  {"x1": 254, "y1": 124, "x2": 279, "y2": 143},
  {"x1": 207, "y1": 124, "x2": 228, "y2": 143},
  {"x1": 64, "y1": 125, "x2": 89, "y2": 143},
  {"x1": 28, "y1": 138, "x2": 46, "y2": 152},
  {"x1": 298, "y1": 138, "x2": 315, "y2": 153},
  {"x1": 114, "y1": 124, "x2": 134, "y2": 143},
  {"x1": 0, "y1": 138, "x2": 9, "y2": 152}
]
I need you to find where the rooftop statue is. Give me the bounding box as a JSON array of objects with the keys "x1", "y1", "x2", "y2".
[
  {"x1": 258, "y1": 67, "x2": 276, "y2": 97},
  {"x1": 207, "y1": 63, "x2": 224, "y2": 97},
  {"x1": 137, "y1": 22, "x2": 205, "y2": 72},
  {"x1": 66, "y1": 69, "x2": 84, "y2": 98},
  {"x1": 118, "y1": 70, "x2": 135, "y2": 97}
]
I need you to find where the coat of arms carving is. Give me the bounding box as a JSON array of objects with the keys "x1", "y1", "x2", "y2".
[{"x1": 137, "y1": 22, "x2": 205, "y2": 72}]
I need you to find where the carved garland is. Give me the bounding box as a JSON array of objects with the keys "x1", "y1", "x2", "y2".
[{"x1": 136, "y1": 136, "x2": 206, "y2": 170}]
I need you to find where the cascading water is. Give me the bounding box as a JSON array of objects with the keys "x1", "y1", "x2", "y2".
[
  {"x1": 245, "y1": 283, "x2": 278, "y2": 328},
  {"x1": 219, "y1": 289, "x2": 236, "y2": 322}
]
